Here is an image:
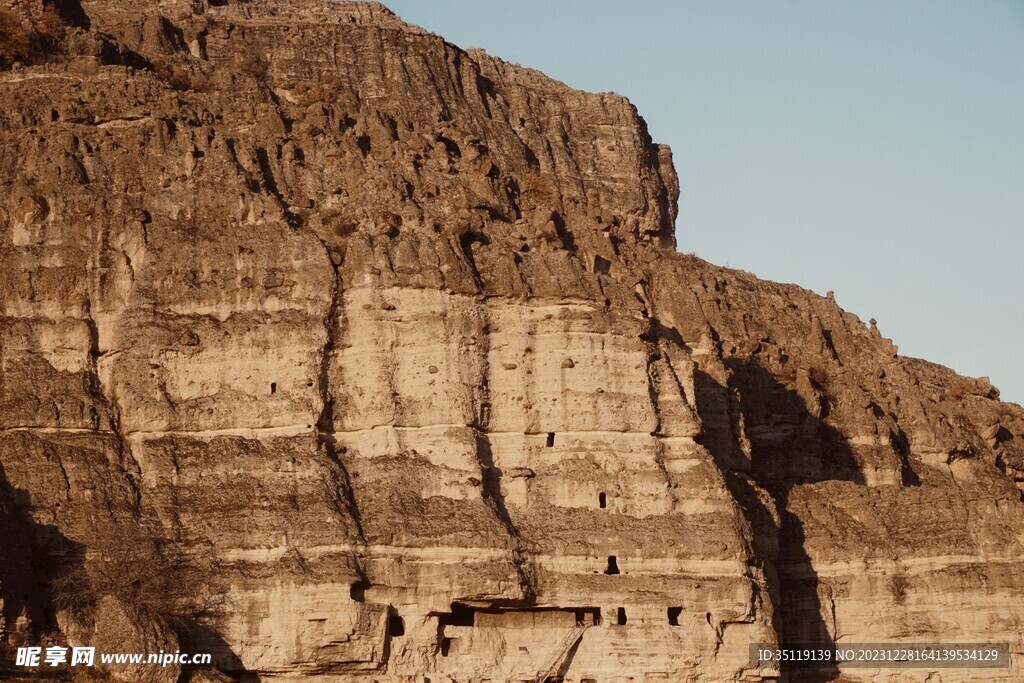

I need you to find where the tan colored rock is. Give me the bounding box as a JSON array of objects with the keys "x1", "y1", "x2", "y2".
[{"x1": 0, "y1": 1, "x2": 1022, "y2": 681}]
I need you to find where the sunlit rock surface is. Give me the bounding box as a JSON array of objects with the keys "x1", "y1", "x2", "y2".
[{"x1": 2, "y1": 1, "x2": 1023, "y2": 681}]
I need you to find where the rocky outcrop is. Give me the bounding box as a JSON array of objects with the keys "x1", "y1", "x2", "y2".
[{"x1": 1, "y1": 1, "x2": 1022, "y2": 681}]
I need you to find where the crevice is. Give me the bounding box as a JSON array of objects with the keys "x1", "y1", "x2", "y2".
[
  {"x1": 471, "y1": 306, "x2": 537, "y2": 603},
  {"x1": 652, "y1": 438, "x2": 675, "y2": 506},
  {"x1": 473, "y1": 428, "x2": 537, "y2": 603},
  {"x1": 52, "y1": 454, "x2": 72, "y2": 502},
  {"x1": 640, "y1": 317, "x2": 664, "y2": 437},
  {"x1": 641, "y1": 317, "x2": 683, "y2": 510},
  {"x1": 708, "y1": 612, "x2": 724, "y2": 656},
  {"x1": 455, "y1": 233, "x2": 486, "y2": 294},
  {"x1": 256, "y1": 145, "x2": 301, "y2": 228},
  {"x1": 82, "y1": 299, "x2": 142, "y2": 515},
  {"x1": 888, "y1": 419, "x2": 920, "y2": 487},
  {"x1": 313, "y1": 239, "x2": 368, "y2": 557}
]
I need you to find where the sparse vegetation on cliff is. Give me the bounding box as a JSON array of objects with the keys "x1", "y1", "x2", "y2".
[{"x1": 0, "y1": 8, "x2": 31, "y2": 69}]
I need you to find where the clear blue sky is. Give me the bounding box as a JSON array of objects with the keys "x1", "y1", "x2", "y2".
[{"x1": 384, "y1": 0, "x2": 1024, "y2": 404}]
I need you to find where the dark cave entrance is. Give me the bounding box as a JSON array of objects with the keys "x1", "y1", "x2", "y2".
[
  {"x1": 387, "y1": 613, "x2": 405, "y2": 637},
  {"x1": 438, "y1": 602, "x2": 475, "y2": 627}
]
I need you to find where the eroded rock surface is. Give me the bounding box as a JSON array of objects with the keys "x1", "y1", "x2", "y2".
[{"x1": 1, "y1": 1, "x2": 1023, "y2": 681}]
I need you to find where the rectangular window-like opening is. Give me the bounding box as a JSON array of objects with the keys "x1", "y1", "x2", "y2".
[
  {"x1": 546, "y1": 432, "x2": 555, "y2": 447},
  {"x1": 349, "y1": 580, "x2": 368, "y2": 602},
  {"x1": 604, "y1": 555, "x2": 620, "y2": 575},
  {"x1": 270, "y1": 382, "x2": 277, "y2": 394},
  {"x1": 574, "y1": 608, "x2": 601, "y2": 626},
  {"x1": 616, "y1": 607, "x2": 627, "y2": 626},
  {"x1": 599, "y1": 492, "x2": 607, "y2": 509},
  {"x1": 387, "y1": 614, "x2": 405, "y2": 637},
  {"x1": 438, "y1": 603, "x2": 475, "y2": 627},
  {"x1": 668, "y1": 607, "x2": 682, "y2": 626}
]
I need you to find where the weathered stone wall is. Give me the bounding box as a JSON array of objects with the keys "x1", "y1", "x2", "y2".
[{"x1": 1, "y1": 1, "x2": 1022, "y2": 681}]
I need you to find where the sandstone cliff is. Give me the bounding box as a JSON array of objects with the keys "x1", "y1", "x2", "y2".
[{"x1": 1, "y1": 1, "x2": 1023, "y2": 681}]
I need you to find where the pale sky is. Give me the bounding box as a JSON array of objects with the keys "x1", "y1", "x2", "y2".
[{"x1": 384, "y1": 0, "x2": 1024, "y2": 404}]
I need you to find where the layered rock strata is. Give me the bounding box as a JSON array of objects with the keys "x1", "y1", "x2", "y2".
[{"x1": 1, "y1": 1, "x2": 1023, "y2": 681}]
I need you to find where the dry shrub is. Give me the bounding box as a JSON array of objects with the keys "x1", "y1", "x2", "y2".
[
  {"x1": 518, "y1": 170, "x2": 561, "y2": 213},
  {"x1": 51, "y1": 522, "x2": 227, "y2": 630},
  {"x1": 291, "y1": 79, "x2": 337, "y2": 105},
  {"x1": 35, "y1": 7, "x2": 67, "y2": 44},
  {"x1": 0, "y1": 8, "x2": 32, "y2": 69},
  {"x1": 151, "y1": 59, "x2": 181, "y2": 89},
  {"x1": 887, "y1": 574, "x2": 909, "y2": 606},
  {"x1": 235, "y1": 49, "x2": 268, "y2": 80},
  {"x1": 152, "y1": 58, "x2": 210, "y2": 92},
  {"x1": 807, "y1": 365, "x2": 830, "y2": 389},
  {"x1": 189, "y1": 70, "x2": 211, "y2": 92},
  {"x1": 0, "y1": 6, "x2": 70, "y2": 69}
]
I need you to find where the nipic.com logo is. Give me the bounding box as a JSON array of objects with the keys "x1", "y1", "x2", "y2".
[
  {"x1": 17, "y1": 647, "x2": 95, "y2": 668},
  {"x1": 15, "y1": 646, "x2": 212, "y2": 668}
]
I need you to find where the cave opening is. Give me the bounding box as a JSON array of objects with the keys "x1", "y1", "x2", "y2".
[
  {"x1": 546, "y1": 432, "x2": 555, "y2": 447},
  {"x1": 604, "y1": 555, "x2": 620, "y2": 575},
  {"x1": 270, "y1": 382, "x2": 277, "y2": 394},
  {"x1": 349, "y1": 580, "x2": 368, "y2": 602},
  {"x1": 667, "y1": 607, "x2": 682, "y2": 626},
  {"x1": 387, "y1": 613, "x2": 405, "y2": 637},
  {"x1": 599, "y1": 492, "x2": 607, "y2": 508},
  {"x1": 616, "y1": 607, "x2": 627, "y2": 625},
  {"x1": 438, "y1": 602, "x2": 475, "y2": 627}
]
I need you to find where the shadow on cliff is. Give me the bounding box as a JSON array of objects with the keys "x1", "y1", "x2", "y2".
[
  {"x1": 551, "y1": 634, "x2": 585, "y2": 681},
  {"x1": 474, "y1": 431, "x2": 538, "y2": 604},
  {"x1": 0, "y1": 463, "x2": 85, "y2": 657},
  {"x1": 179, "y1": 620, "x2": 261, "y2": 682},
  {"x1": 0, "y1": 464, "x2": 253, "y2": 682},
  {"x1": 692, "y1": 358, "x2": 864, "y2": 683}
]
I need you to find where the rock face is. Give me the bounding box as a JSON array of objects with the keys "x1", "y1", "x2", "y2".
[{"x1": 1, "y1": 1, "x2": 1023, "y2": 681}]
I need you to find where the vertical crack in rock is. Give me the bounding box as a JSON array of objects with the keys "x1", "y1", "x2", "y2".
[
  {"x1": 314, "y1": 240, "x2": 368, "y2": 553},
  {"x1": 449, "y1": 222, "x2": 536, "y2": 598},
  {"x1": 473, "y1": 429, "x2": 538, "y2": 602},
  {"x1": 83, "y1": 298, "x2": 142, "y2": 513},
  {"x1": 255, "y1": 144, "x2": 301, "y2": 228},
  {"x1": 473, "y1": 307, "x2": 537, "y2": 603},
  {"x1": 641, "y1": 316, "x2": 679, "y2": 509},
  {"x1": 455, "y1": 234, "x2": 486, "y2": 295},
  {"x1": 643, "y1": 344, "x2": 665, "y2": 436},
  {"x1": 892, "y1": 425, "x2": 921, "y2": 487}
]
